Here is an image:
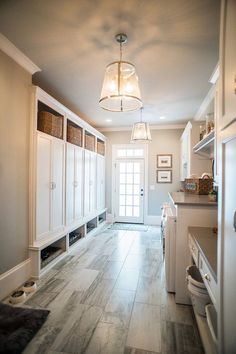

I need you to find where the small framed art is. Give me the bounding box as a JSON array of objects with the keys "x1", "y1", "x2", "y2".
[
  {"x1": 157, "y1": 154, "x2": 172, "y2": 168},
  {"x1": 157, "y1": 170, "x2": 172, "y2": 183}
]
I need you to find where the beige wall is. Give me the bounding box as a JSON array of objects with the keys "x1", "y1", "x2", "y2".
[
  {"x1": 0, "y1": 50, "x2": 31, "y2": 274},
  {"x1": 103, "y1": 128, "x2": 183, "y2": 218}
]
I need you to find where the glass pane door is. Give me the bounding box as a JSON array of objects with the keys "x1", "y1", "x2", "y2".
[{"x1": 115, "y1": 159, "x2": 144, "y2": 223}]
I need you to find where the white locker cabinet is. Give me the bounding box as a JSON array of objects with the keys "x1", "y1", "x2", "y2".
[
  {"x1": 36, "y1": 133, "x2": 65, "y2": 239},
  {"x1": 84, "y1": 150, "x2": 96, "y2": 216},
  {"x1": 97, "y1": 154, "x2": 105, "y2": 211},
  {"x1": 66, "y1": 143, "x2": 83, "y2": 225}
]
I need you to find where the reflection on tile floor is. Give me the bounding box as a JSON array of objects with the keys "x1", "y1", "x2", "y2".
[{"x1": 23, "y1": 226, "x2": 203, "y2": 354}]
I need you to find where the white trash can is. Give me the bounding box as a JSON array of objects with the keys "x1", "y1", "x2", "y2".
[{"x1": 188, "y1": 282, "x2": 211, "y2": 316}]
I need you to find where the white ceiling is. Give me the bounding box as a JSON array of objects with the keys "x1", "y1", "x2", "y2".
[{"x1": 0, "y1": 0, "x2": 220, "y2": 129}]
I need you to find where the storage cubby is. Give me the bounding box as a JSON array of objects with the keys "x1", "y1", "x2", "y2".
[
  {"x1": 98, "y1": 211, "x2": 106, "y2": 224},
  {"x1": 85, "y1": 131, "x2": 95, "y2": 151},
  {"x1": 97, "y1": 138, "x2": 105, "y2": 156},
  {"x1": 69, "y1": 225, "x2": 85, "y2": 247},
  {"x1": 41, "y1": 236, "x2": 66, "y2": 269},
  {"x1": 67, "y1": 120, "x2": 83, "y2": 147},
  {"x1": 37, "y1": 101, "x2": 64, "y2": 139},
  {"x1": 86, "y1": 217, "x2": 97, "y2": 233}
]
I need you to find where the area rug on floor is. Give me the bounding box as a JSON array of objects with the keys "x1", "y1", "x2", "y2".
[
  {"x1": 0, "y1": 302, "x2": 50, "y2": 354},
  {"x1": 108, "y1": 223, "x2": 149, "y2": 231}
]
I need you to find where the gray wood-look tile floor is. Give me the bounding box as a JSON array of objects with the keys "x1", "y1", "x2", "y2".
[{"x1": 23, "y1": 226, "x2": 203, "y2": 354}]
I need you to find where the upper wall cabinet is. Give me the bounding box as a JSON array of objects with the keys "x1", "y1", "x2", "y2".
[
  {"x1": 219, "y1": 0, "x2": 236, "y2": 129},
  {"x1": 180, "y1": 122, "x2": 212, "y2": 181}
]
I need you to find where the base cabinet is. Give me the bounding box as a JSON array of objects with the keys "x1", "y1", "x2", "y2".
[{"x1": 36, "y1": 133, "x2": 65, "y2": 240}]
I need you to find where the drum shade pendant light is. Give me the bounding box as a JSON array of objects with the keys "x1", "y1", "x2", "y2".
[
  {"x1": 99, "y1": 33, "x2": 142, "y2": 112},
  {"x1": 131, "y1": 108, "x2": 152, "y2": 143}
]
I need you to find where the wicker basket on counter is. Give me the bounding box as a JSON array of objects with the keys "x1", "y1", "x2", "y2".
[
  {"x1": 184, "y1": 178, "x2": 213, "y2": 195},
  {"x1": 38, "y1": 111, "x2": 63, "y2": 139},
  {"x1": 67, "y1": 124, "x2": 82, "y2": 146}
]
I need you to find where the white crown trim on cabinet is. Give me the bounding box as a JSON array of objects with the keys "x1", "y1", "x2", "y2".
[{"x1": 0, "y1": 33, "x2": 41, "y2": 74}]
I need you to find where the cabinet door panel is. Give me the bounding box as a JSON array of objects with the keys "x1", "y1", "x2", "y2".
[
  {"x1": 84, "y1": 150, "x2": 90, "y2": 216},
  {"x1": 52, "y1": 139, "x2": 64, "y2": 231},
  {"x1": 89, "y1": 153, "x2": 96, "y2": 213},
  {"x1": 220, "y1": 0, "x2": 236, "y2": 128},
  {"x1": 74, "y1": 147, "x2": 83, "y2": 219},
  {"x1": 97, "y1": 155, "x2": 105, "y2": 210},
  {"x1": 36, "y1": 135, "x2": 52, "y2": 238},
  {"x1": 66, "y1": 144, "x2": 75, "y2": 225}
]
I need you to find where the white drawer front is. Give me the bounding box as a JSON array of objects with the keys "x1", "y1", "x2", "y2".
[{"x1": 199, "y1": 254, "x2": 217, "y2": 305}]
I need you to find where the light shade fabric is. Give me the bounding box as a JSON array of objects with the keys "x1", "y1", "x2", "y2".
[
  {"x1": 131, "y1": 122, "x2": 152, "y2": 142},
  {"x1": 99, "y1": 61, "x2": 142, "y2": 112}
]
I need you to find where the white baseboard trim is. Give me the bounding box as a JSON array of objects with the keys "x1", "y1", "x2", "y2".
[
  {"x1": 145, "y1": 215, "x2": 161, "y2": 226},
  {"x1": 107, "y1": 213, "x2": 114, "y2": 223},
  {"x1": 0, "y1": 258, "x2": 31, "y2": 300}
]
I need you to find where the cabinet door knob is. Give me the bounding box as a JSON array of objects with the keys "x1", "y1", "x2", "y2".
[
  {"x1": 50, "y1": 182, "x2": 56, "y2": 190},
  {"x1": 74, "y1": 181, "x2": 78, "y2": 188},
  {"x1": 204, "y1": 273, "x2": 211, "y2": 282}
]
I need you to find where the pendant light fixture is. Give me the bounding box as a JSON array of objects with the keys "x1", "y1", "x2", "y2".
[
  {"x1": 99, "y1": 33, "x2": 142, "y2": 112},
  {"x1": 131, "y1": 107, "x2": 152, "y2": 143}
]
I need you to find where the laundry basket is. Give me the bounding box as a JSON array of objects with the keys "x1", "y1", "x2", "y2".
[
  {"x1": 186, "y1": 265, "x2": 211, "y2": 316},
  {"x1": 186, "y1": 265, "x2": 206, "y2": 290}
]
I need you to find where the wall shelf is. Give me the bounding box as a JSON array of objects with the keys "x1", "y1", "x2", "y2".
[{"x1": 193, "y1": 131, "x2": 215, "y2": 158}]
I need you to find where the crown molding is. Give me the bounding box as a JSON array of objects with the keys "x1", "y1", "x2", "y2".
[
  {"x1": 0, "y1": 33, "x2": 41, "y2": 75},
  {"x1": 209, "y1": 62, "x2": 219, "y2": 84},
  {"x1": 98, "y1": 123, "x2": 185, "y2": 132},
  {"x1": 194, "y1": 85, "x2": 215, "y2": 121}
]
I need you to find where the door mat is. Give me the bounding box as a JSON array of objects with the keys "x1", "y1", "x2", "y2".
[
  {"x1": 108, "y1": 223, "x2": 149, "y2": 231},
  {"x1": 0, "y1": 302, "x2": 50, "y2": 354}
]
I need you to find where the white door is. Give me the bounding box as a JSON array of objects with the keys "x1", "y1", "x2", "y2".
[
  {"x1": 51, "y1": 138, "x2": 64, "y2": 232},
  {"x1": 115, "y1": 159, "x2": 144, "y2": 223},
  {"x1": 66, "y1": 144, "x2": 83, "y2": 225},
  {"x1": 36, "y1": 134, "x2": 52, "y2": 239},
  {"x1": 97, "y1": 154, "x2": 105, "y2": 210}
]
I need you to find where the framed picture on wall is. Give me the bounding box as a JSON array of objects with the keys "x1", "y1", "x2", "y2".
[
  {"x1": 157, "y1": 170, "x2": 172, "y2": 183},
  {"x1": 157, "y1": 154, "x2": 172, "y2": 168}
]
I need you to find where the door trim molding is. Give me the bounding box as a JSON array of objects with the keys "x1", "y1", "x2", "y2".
[{"x1": 112, "y1": 144, "x2": 148, "y2": 224}]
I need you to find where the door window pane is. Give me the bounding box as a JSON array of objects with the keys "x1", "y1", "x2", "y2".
[
  {"x1": 119, "y1": 195, "x2": 126, "y2": 205},
  {"x1": 126, "y1": 174, "x2": 133, "y2": 183},
  {"x1": 126, "y1": 163, "x2": 133, "y2": 173},
  {"x1": 126, "y1": 206, "x2": 132, "y2": 216},
  {"x1": 133, "y1": 174, "x2": 140, "y2": 184},
  {"x1": 133, "y1": 207, "x2": 140, "y2": 217},
  {"x1": 133, "y1": 196, "x2": 140, "y2": 206},
  {"x1": 126, "y1": 195, "x2": 133, "y2": 206},
  {"x1": 133, "y1": 162, "x2": 140, "y2": 173},
  {"x1": 118, "y1": 149, "x2": 126, "y2": 157},
  {"x1": 120, "y1": 163, "x2": 126, "y2": 173},
  {"x1": 126, "y1": 185, "x2": 133, "y2": 195},
  {"x1": 120, "y1": 184, "x2": 126, "y2": 194},
  {"x1": 134, "y1": 149, "x2": 143, "y2": 157},
  {"x1": 126, "y1": 149, "x2": 134, "y2": 157},
  {"x1": 133, "y1": 185, "x2": 139, "y2": 195},
  {"x1": 119, "y1": 206, "x2": 126, "y2": 216},
  {"x1": 120, "y1": 174, "x2": 126, "y2": 183}
]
